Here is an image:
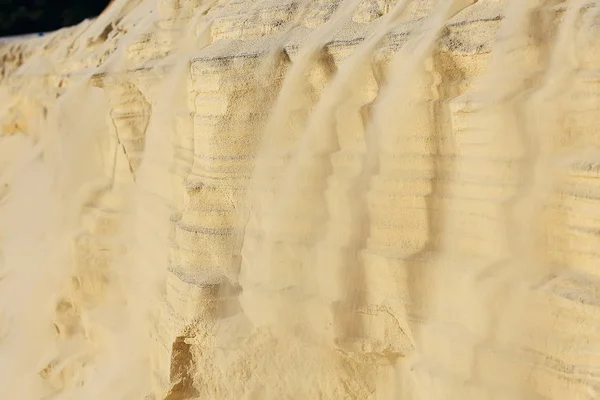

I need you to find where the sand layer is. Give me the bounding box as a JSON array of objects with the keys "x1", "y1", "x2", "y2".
[{"x1": 1, "y1": 0, "x2": 600, "y2": 399}]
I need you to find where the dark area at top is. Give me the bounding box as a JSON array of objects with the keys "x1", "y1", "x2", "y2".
[{"x1": 0, "y1": 0, "x2": 112, "y2": 37}]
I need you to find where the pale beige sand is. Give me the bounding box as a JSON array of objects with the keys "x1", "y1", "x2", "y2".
[{"x1": 0, "y1": 0, "x2": 599, "y2": 399}]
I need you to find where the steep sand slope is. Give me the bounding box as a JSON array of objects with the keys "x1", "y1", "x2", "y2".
[{"x1": 1, "y1": 0, "x2": 600, "y2": 399}]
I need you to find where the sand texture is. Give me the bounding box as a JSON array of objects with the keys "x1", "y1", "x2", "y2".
[{"x1": 0, "y1": 0, "x2": 599, "y2": 398}]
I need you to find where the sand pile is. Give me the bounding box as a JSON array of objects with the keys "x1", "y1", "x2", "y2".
[{"x1": 0, "y1": 0, "x2": 599, "y2": 398}]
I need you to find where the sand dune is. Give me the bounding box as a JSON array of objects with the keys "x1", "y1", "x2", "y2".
[{"x1": 0, "y1": 0, "x2": 599, "y2": 398}]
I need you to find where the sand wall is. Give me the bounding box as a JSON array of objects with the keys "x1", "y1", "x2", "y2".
[{"x1": 0, "y1": 0, "x2": 599, "y2": 399}]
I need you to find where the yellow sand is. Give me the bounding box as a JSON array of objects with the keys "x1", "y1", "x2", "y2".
[{"x1": 0, "y1": 0, "x2": 599, "y2": 398}]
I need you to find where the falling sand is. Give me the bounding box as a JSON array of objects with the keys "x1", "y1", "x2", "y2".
[{"x1": 0, "y1": 0, "x2": 600, "y2": 399}]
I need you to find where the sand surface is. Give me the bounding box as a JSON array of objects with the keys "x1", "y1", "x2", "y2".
[{"x1": 0, "y1": 0, "x2": 599, "y2": 398}]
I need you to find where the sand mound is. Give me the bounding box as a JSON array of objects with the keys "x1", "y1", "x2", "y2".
[{"x1": 0, "y1": 0, "x2": 599, "y2": 398}]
